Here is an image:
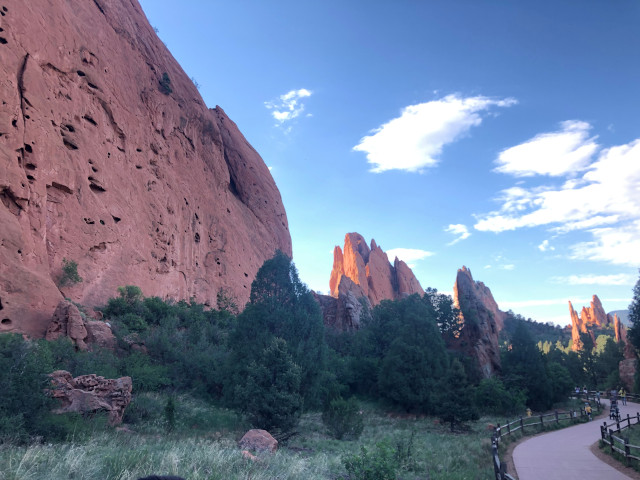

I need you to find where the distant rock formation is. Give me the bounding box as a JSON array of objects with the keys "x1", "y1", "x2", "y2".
[
  {"x1": 48, "y1": 370, "x2": 132, "y2": 425},
  {"x1": 450, "y1": 266, "x2": 505, "y2": 378},
  {"x1": 0, "y1": 0, "x2": 291, "y2": 339},
  {"x1": 317, "y1": 233, "x2": 423, "y2": 329},
  {"x1": 569, "y1": 296, "x2": 636, "y2": 388},
  {"x1": 330, "y1": 233, "x2": 423, "y2": 305},
  {"x1": 569, "y1": 295, "x2": 613, "y2": 351}
]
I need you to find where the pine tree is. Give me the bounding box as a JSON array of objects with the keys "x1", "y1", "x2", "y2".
[
  {"x1": 437, "y1": 358, "x2": 478, "y2": 431},
  {"x1": 225, "y1": 251, "x2": 327, "y2": 409}
]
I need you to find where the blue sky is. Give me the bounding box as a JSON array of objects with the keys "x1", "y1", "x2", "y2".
[{"x1": 139, "y1": 0, "x2": 640, "y2": 326}]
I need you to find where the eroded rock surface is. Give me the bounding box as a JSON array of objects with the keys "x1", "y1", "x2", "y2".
[
  {"x1": 450, "y1": 266, "x2": 505, "y2": 378},
  {"x1": 48, "y1": 370, "x2": 132, "y2": 425},
  {"x1": 319, "y1": 232, "x2": 423, "y2": 329},
  {"x1": 0, "y1": 0, "x2": 291, "y2": 337},
  {"x1": 329, "y1": 233, "x2": 423, "y2": 305},
  {"x1": 45, "y1": 299, "x2": 115, "y2": 350}
]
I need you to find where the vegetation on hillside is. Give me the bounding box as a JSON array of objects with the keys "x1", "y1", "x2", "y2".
[{"x1": 1, "y1": 256, "x2": 638, "y2": 478}]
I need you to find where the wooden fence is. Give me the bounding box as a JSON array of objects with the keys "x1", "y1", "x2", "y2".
[
  {"x1": 491, "y1": 395, "x2": 600, "y2": 480},
  {"x1": 600, "y1": 411, "x2": 640, "y2": 467}
]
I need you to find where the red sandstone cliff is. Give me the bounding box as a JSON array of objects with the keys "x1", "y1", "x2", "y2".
[
  {"x1": 0, "y1": 0, "x2": 291, "y2": 337},
  {"x1": 451, "y1": 266, "x2": 505, "y2": 378},
  {"x1": 319, "y1": 233, "x2": 423, "y2": 329}
]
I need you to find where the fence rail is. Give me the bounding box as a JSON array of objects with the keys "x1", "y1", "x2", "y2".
[{"x1": 600, "y1": 411, "x2": 640, "y2": 467}]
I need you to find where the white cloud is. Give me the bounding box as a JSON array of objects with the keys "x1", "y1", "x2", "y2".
[
  {"x1": 570, "y1": 221, "x2": 640, "y2": 266},
  {"x1": 445, "y1": 224, "x2": 471, "y2": 245},
  {"x1": 353, "y1": 94, "x2": 516, "y2": 173},
  {"x1": 501, "y1": 297, "x2": 630, "y2": 309},
  {"x1": 386, "y1": 248, "x2": 434, "y2": 268},
  {"x1": 550, "y1": 273, "x2": 636, "y2": 286},
  {"x1": 500, "y1": 264, "x2": 515, "y2": 270},
  {"x1": 494, "y1": 121, "x2": 598, "y2": 177},
  {"x1": 264, "y1": 88, "x2": 312, "y2": 127},
  {"x1": 538, "y1": 239, "x2": 555, "y2": 252},
  {"x1": 475, "y1": 137, "x2": 640, "y2": 267}
]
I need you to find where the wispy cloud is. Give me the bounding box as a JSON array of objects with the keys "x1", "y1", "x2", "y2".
[
  {"x1": 386, "y1": 248, "x2": 434, "y2": 268},
  {"x1": 353, "y1": 94, "x2": 516, "y2": 173},
  {"x1": 500, "y1": 297, "x2": 630, "y2": 309},
  {"x1": 264, "y1": 89, "x2": 312, "y2": 129},
  {"x1": 538, "y1": 239, "x2": 555, "y2": 252},
  {"x1": 475, "y1": 135, "x2": 640, "y2": 267},
  {"x1": 445, "y1": 224, "x2": 471, "y2": 245},
  {"x1": 550, "y1": 273, "x2": 636, "y2": 286},
  {"x1": 494, "y1": 121, "x2": 598, "y2": 177}
]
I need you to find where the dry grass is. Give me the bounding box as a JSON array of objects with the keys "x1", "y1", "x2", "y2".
[{"x1": 0, "y1": 395, "x2": 498, "y2": 480}]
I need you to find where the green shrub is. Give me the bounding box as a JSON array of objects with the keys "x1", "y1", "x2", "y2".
[
  {"x1": 342, "y1": 441, "x2": 398, "y2": 480},
  {"x1": 322, "y1": 397, "x2": 363, "y2": 440},
  {"x1": 234, "y1": 338, "x2": 302, "y2": 434},
  {"x1": 159, "y1": 72, "x2": 172, "y2": 95},
  {"x1": 123, "y1": 394, "x2": 163, "y2": 424},
  {"x1": 120, "y1": 352, "x2": 169, "y2": 392},
  {"x1": 164, "y1": 396, "x2": 176, "y2": 432},
  {"x1": 58, "y1": 258, "x2": 82, "y2": 287}
]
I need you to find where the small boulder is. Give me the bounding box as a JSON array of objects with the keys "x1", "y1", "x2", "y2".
[{"x1": 238, "y1": 429, "x2": 278, "y2": 454}]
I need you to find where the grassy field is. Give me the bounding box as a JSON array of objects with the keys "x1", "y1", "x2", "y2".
[{"x1": 0, "y1": 394, "x2": 499, "y2": 480}]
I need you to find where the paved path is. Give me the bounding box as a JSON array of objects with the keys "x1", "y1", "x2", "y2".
[{"x1": 513, "y1": 399, "x2": 637, "y2": 479}]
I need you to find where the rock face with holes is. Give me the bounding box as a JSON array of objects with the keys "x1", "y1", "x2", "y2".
[
  {"x1": 0, "y1": 0, "x2": 291, "y2": 337},
  {"x1": 317, "y1": 233, "x2": 423, "y2": 330},
  {"x1": 48, "y1": 370, "x2": 132, "y2": 425},
  {"x1": 450, "y1": 266, "x2": 505, "y2": 378}
]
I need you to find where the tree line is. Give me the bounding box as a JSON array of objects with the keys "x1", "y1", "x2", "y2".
[{"x1": 2, "y1": 253, "x2": 639, "y2": 443}]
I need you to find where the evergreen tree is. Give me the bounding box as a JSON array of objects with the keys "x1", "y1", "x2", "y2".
[
  {"x1": 225, "y1": 251, "x2": 327, "y2": 409},
  {"x1": 235, "y1": 338, "x2": 302, "y2": 433},
  {"x1": 423, "y1": 288, "x2": 461, "y2": 339},
  {"x1": 436, "y1": 358, "x2": 478, "y2": 431},
  {"x1": 627, "y1": 271, "x2": 640, "y2": 353},
  {"x1": 578, "y1": 332, "x2": 598, "y2": 387},
  {"x1": 501, "y1": 322, "x2": 553, "y2": 411},
  {"x1": 373, "y1": 295, "x2": 448, "y2": 413}
]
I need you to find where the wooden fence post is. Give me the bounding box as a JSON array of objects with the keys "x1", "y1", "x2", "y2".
[
  {"x1": 627, "y1": 414, "x2": 631, "y2": 429},
  {"x1": 540, "y1": 415, "x2": 544, "y2": 429},
  {"x1": 609, "y1": 429, "x2": 614, "y2": 454},
  {"x1": 625, "y1": 437, "x2": 630, "y2": 466},
  {"x1": 507, "y1": 420, "x2": 511, "y2": 436},
  {"x1": 492, "y1": 440, "x2": 500, "y2": 477},
  {"x1": 601, "y1": 424, "x2": 605, "y2": 441},
  {"x1": 520, "y1": 416, "x2": 524, "y2": 434},
  {"x1": 555, "y1": 410, "x2": 559, "y2": 424},
  {"x1": 617, "y1": 417, "x2": 621, "y2": 431}
]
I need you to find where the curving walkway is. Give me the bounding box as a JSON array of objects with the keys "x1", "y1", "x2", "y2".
[{"x1": 513, "y1": 399, "x2": 637, "y2": 479}]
